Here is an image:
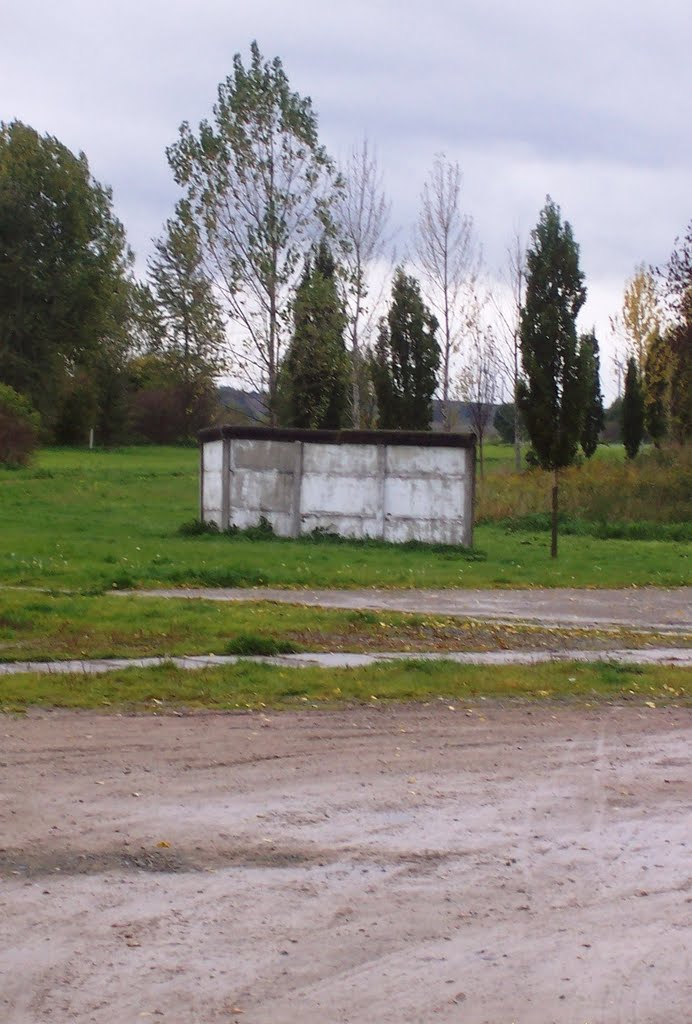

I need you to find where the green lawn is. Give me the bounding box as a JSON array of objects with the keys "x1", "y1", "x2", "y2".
[
  {"x1": 1, "y1": 447, "x2": 689, "y2": 593},
  {"x1": 1, "y1": 445, "x2": 689, "y2": 708}
]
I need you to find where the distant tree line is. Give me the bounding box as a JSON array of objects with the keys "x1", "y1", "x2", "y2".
[{"x1": 1, "y1": 42, "x2": 689, "y2": 479}]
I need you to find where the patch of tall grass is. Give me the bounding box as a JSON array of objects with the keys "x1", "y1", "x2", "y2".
[{"x1": 478, "y1": 446, "x2": 692, "y2": 531}]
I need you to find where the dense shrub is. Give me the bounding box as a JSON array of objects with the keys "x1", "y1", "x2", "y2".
[
  {"x1": 53, "y1": 374, "x2": 98, "y2": 445},
  {"x1": 129, "y1": 384, "x2": 219, "y2": 444},
  {"x1": 0, "y1": 385, "x2": 41, "y2": 467}
]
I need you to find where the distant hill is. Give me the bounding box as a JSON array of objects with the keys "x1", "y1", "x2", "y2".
[
  {"x1": 217, "y1": 386, "x2": 268, "y2": 423},
  {"x1": 217, "y1": 386, "x2": 498, "y2": 434}
]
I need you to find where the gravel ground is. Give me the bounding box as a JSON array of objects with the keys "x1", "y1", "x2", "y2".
[{"x1": 1, "y1": 703, "x2": 690, "y2": 1023}]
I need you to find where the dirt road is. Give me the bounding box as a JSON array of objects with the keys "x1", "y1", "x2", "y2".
[{"x1": 1, "y1": 704, "x2": 690, "y2": 1023}]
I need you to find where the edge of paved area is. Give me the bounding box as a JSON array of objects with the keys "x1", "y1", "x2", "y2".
[{"x1": 1, "y1": 648, "x2": 691, "y2": 677}]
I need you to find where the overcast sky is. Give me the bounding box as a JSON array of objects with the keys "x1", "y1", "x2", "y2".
[{"x1": 4, "y1": 0, "x2": 691, "y2": 399}]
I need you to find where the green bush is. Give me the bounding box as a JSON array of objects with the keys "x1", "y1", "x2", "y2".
[
  {"x1": 0, "y1": 385, "x2": 41, "y2": 467},
  {"x1": 226, "y1": 633, "x2": 299, "y2": 656}
]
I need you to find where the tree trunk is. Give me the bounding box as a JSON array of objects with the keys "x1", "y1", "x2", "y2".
[{"x1": 551, "y1": 467, "x2": 559, "y2": 559}]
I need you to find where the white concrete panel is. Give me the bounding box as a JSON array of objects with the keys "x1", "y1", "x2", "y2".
[
  {"x1": 385, "y1": 516, "x2": 467, "y2": 545},
  {"x1": 202, "y1": 436, "x2": 475, "y2": 546},
  {"x1": 232, "y1": 469, "x2": 295, "y2": 513},
  {"x1": 204, "y1": 509, "x2": 225, "y2": 529},
  {"x1": 301, "y1": 473, "x2": 380, "y2": 516},
  {"x1": 203, "y1": 472, "x2": 224, "y2": 514},
  {"x1": 385, "y1": 445, "x2": 467, "y2": 478},
  {"x1": 384, "y1": 476, "x2": 465, "y2": 521},
  {"x1": 233, "y1": 439, "x2": 297, "y2": 472},
  {"x1": 300, "y1": 513, "x2": 382, "y2": 539},
  {"x1": 231, "y1": 509, "x2": 294, "y2": 537},
  {"x1": 302, "y1": 443, "x2": 379, "y2": 476},
  {"x1": 203, "y1": 440, "x2": 225, "y2": 473}
]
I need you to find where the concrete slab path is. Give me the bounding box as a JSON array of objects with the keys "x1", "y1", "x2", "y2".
[{"x1": 1, "y1": 647, "x2": 690, "y2": 677}]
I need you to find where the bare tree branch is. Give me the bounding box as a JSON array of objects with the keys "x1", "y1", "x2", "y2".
[
  {"x1": 490, "y1": 229, "x2": 525, "y2": 468},
  {"x1": 413, "y1": 154, "x2": 480, "y2": 430},
  {"x1": 334, "y1": 139, "x2": 394, "y2": 426}
]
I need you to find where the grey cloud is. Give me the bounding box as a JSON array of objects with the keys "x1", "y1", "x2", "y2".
[{"x1": 3, "y1": 0, "x2": 690, "y2": 394}]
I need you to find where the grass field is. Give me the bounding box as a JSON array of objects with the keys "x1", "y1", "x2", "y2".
[
  {"x1": 1, "y1": 444, "x2": 689, "y2": 707},
  {"x1": 1, "y1": 447, "x2": 689, "y2": 593}
]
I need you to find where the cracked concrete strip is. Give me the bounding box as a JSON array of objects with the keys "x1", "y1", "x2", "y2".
[{"x1": 0, "y1": 648, "x2": 691, "y2": 677}]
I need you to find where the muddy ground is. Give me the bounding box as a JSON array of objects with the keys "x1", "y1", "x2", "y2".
[{"x1": 1, "y1": 703, "x2": 690, "y2": 1023}]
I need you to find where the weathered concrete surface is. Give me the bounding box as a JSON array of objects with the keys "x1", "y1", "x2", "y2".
[
  {"x1": 201, "y1": 431, "x2": 475, "y2": 545},
  {"x1": 125, "y1": 586, "x2": 692, "y2": 634},
  {"x1": 0, "y1": 647, "x2": 691, "y2": 677},
  {"x1": 1, "y1": 704, "x2": 690, "y2": 1023}
]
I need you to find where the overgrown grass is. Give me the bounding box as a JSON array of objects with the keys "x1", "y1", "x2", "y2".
[
  {"x1": 477, "y1": 445, "x2": 692, "y2": 527},
  {"x1": 224, "y1": 633, "x2": 299, "y2": 656},
  {"x1": 489, "y1": 514, "x2": 692, "y2": 542},
  {"x1": 0, "y1": 659, "x2": 689, "y2": 713},
  {"x1": 1, "y1": 589, "x2": 683, "y2": 663}
]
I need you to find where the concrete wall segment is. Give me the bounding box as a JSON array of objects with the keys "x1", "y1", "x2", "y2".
[{"x1": 200, "y1": 427, "x2": 475, "y2": 545}]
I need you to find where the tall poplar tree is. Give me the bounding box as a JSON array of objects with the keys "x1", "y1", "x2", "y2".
[
  {"x1": 372, "y1": 269, "x2": 440, "y2": 430},
  {"x1": 167, "y1": 42, "x2": 340, "y2": 424},
  {"x1": 414, "y1": 155, "x2": 479, "y2": 429},
  {"x1": 517, "y1": 198, "x2": 586, "y2": 557}
]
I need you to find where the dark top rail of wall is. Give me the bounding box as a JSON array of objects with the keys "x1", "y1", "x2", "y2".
[{"x1": 199, "y1": 425, "x2": 477, "y2": 449}]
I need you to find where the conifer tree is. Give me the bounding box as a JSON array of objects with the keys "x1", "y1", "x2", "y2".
[
  {"x1": 517, "y1": 198, "x2": 586, "y2": 557},
  {"x1": 282, "y1": 239, "x2": 349, "y2": 429},
  {"x1": 372, "y1": 269, "x2": 440, "y2": 430}
]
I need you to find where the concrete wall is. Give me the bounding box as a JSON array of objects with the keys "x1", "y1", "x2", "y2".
[{"x1": 200, "y1": 427, "x2": 476, "y2": 547}]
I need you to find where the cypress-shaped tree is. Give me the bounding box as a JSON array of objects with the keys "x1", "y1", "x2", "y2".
[
  {"x1": 372, "y1": 269, "x2": 440, "y2": 430},
  {"x1": 622, "y1": 356, "x2": 645, "y2": 459},
  {"x1": 282, "y1": 239, "x2": 349, "y2": 429},
  {"x1": 517, "y1": 198, "x2": 586, "y2": 557},
  {"x1": 579, "y1": 330, "x2": 605, "y2": 458}
]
